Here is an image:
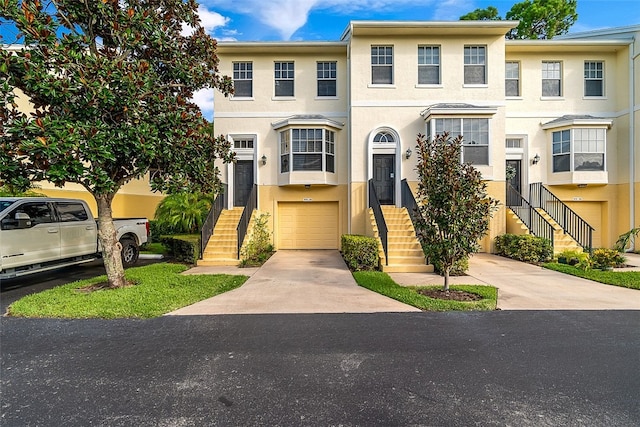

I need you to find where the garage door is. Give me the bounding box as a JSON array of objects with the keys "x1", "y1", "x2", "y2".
[
  {"x1": 565, "y1": 201, "x2": 603, "y2": 248},
  {"x1": 278, "y1": 202, "x2": 339, "y2": 249}
]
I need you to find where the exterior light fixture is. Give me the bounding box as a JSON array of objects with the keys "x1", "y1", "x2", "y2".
[
  {"x1": 405, "y1": 148, "x2": 412, "y2": 159},
  {"x1": 305, "y1": 184, "x2": 311, "y2": 189},
  {"x1": 261, "y1": 155, "x2": 267, "y2": 165},
  {"x1": 532, "y1": 153, "x2": 540, "y2": 165}
]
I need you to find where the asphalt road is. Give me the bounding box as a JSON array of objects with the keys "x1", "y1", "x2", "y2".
[
  {"x1": 2, "y1": 311, "x2": 639, "y2": 426},
  {"x1": 0, "y1": 258, "x2": 162, "y2": 315}
]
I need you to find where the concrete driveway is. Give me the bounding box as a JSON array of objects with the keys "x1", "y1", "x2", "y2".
[
  {"x1": 169, "y1": 250, "x2": 420, "y2": 315},
  {"x1": 391, "y1": 253, "x2": 640, "y2": 310}
]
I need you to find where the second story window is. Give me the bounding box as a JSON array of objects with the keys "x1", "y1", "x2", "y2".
[
  {"x1": 371, "y1": 45, "x2": 393, "y2": 85},
  {"x1": 542, "y1": 61, "x2": 562, "y2": 97},
  {"x1": 429, "y1": 118, "x2": 489, "y2": 165},
  {"x1": 275, "y1": 61, "x2": 294, "y2": 97},
  {"x1": 418, "y1": 45, "x2": 440, "y2": 85},
  {"x1": 584, "y1": 61, "x2": 604, "y2": 97},
  {"x1": 317, "y1": 62, "x2": 337, "y2": 97},
  {"x1": 505, "y1": 61, "x2": 520, "y2": 96},
  {"x1": 232, "y1": 62, "x2": 253, "y2": 97},
  {"x1": 464, "y1": 46, "x2": 486, "y2": 85}
]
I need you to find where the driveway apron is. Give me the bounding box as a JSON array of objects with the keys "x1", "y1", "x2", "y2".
[{"x1": 168, "y1": 250, "x2": 420, "y2": 315}]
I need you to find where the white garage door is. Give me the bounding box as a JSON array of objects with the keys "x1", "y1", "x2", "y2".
[{"x1": 278, "y1": 202, "x2": 339, "y2": 249}]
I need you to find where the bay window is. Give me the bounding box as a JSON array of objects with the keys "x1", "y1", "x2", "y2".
[
  {"x1": 279, "y1": 128, "x2": 336, "y2": 173},
  {"x1": 553, "y1": 128, "x2": 605, "y2": 173}
]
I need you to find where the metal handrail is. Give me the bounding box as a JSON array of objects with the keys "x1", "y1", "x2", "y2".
[
  {"x1": 530, "y1": 182, "x2": 594, "y2": 252},
  {"x1": 506, "y1": 183, "x2": 555, "y2": 248},
  {"x1": 200, "y1": 184, "x2": 227, "y2": 259},
  {"x1": 369, "y1": 179, "x2": 388, "y2": 266},
  {"x1": 237, "y1": 184, "x2": 257, "y2": 258},
  {"x1": 401, "y1": 179, "x2": 420, "y2": 227}
]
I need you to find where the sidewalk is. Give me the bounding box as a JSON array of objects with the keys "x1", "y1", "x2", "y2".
[
  {"x1": 390, "y1": 253, "x2": 640, "y2": 310},
  {"x1": 168, "y1": 250, "x2": 420, "y2": 315}
]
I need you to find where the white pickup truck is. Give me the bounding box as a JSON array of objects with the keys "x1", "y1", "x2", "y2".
[{"x1": 0, "y1": 197, "x2": 149, "y2": 279}]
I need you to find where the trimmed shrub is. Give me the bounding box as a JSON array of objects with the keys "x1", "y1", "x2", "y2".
[
  {"x1": 432, "y1": 256, "x2": 469, "y2": 276},
  {"x1": 557, "y1": 249, "x2": 591, "y2": 269},
  {"x1": 495, "y1": 233, "x2": 553, "y2": 263},
  {"x1": 148, "y1": 220, "x2": 174, "y2": 243},
  {"x1": 591, "y1": 248, "x2": 626, "y2": 270},
  {"x1": 160, "y1": 234, "x2": 200, "y2": 264},
  {"x1": 341, "y1": 235, "x2": 380, "y2": 271}
]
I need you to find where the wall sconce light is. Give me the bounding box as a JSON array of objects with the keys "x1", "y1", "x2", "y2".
[
  {"x1": 532, "y1": 153, "x2": 540, "y2": 165},
  {"x1": 261, "y1": 155, "x2": 267, "y2": 165},
  {"x1": 405, "y1": 148, "x2": 412, "y2": 159},
  {"x1": 304, "y1": 184, "x2": 311, "y2": 189}
]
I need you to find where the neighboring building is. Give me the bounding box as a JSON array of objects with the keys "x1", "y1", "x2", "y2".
[{"x1": 208, "y1": 20, "x2": 639, "y2": 270}]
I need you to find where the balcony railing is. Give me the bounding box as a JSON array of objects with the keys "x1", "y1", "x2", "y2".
[
  {"x1": 237, "y1": 184, "x2": 257, "y2": 258},
  {"x1": 369, "y1": 179, "x2": 388, "y2": 266},
  {"x1": 200, "y1": 184, "x2": 227, "y2": 259},
  {"x1": 530, "y1": 182, "x2": 594, "y2": 252},
  {"x1": 506, "y1": 183, "x2": 555, "y2": 248}
]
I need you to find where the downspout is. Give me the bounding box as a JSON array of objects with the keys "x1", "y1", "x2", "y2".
[{"x1": 629, "y1": 37, "x2": 638, "y2": 251}]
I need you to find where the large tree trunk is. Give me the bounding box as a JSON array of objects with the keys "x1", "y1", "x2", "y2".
[
  {"x1": 443, "y1": 267, "x2": 450, "y2": 291},
  {"x1": 95, "y1": 194, "x2": 127, "y2": 288}
]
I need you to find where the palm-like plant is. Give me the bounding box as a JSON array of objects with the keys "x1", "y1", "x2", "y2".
[{"x1": 154, "y1": 192, "x2": 215, "y2": 234}]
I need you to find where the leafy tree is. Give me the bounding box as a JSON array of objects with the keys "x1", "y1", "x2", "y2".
[
  {"x1": 0, "y1": 0, "x2": 234, "y2": 288},
  {"x1": 154, "y1": 192, "x2": 215, "y2": 234},
  {"x1": 506, "y1": 0, "x2": 578, "y2": 39},
  {"x1": 460, "y1": 6, "x2": 501, "y2": 21},
  {"x1": 459, "y1": 0, "x2": 578, "y2": 40},
  {"x1": 413, "y1": 133, "x2": 498, "y2": 291}
]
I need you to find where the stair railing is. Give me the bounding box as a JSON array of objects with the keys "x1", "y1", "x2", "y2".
[
  {"x1": 506, "y1": 183, "x2": 555, "y2": 248},
  {"x1": 369, "y1": 179, "x2": 388, "y2": 266},
  {"x1": 200, "y1": 184, "x2": 227, "y2": 259},
  {"x1": 237, "y1": 184, "x2": 258, "y2": 258},
  {"x1": 401, "y1": 179, "x2": 428, "y2": 264},
  {"x1": 530, "y1": 182, "x2": 594, "y2": 252}
]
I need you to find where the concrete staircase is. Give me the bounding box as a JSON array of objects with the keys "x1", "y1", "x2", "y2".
[
  {"x1": 369, "y1": 206, "x2": 433, "y2": 273},
  {"x1": 198, "y1": 207, "x2": 244, "y2": 266},
  {"x1": 506, "y1": 208, "x2": 582, "y2": 254}
]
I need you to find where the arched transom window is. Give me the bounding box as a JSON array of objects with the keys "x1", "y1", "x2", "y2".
[{"x1": 373, "y1": 131, "x2": 395, "y2": 144}]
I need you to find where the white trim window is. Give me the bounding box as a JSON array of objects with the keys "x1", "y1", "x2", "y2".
[
  {"x1": 279, "y1": 128, "x2": 336, "y2": 173},
  {"x1": 232, "y1": 62, "x2": 253, "y2": 97},
  {"x1": 371, "y1": 45, "x2": 393, "y2": 84},
  {"x1": 418, "y1": 45, "x2": 440, "y2": 85},
  {"x1": 505, "y1": 61, "x2": 520, "y2": 96},
  {"x1": 275, "y1": 61, "x2": 294, "y2": 97},
  {"x1": 505, "y1": 138, "x2": 523, "y2": 148},
  {"x1": 464, "y1": 45, "x2": 486, "y2": 85},
  {"x1": 552, "y1": 128, "x2": 606, "y2": 172},
  {"x1": 428, "y1": 118, "x2": 489, "y2": 165},
  {"x1": 542, "y1": 61, "x2": 562, "y2": 97},
  {"x1": 233, "y1": 138, "x2": 254, "y2": 149},
  {"x1": 317, "y1": 61, "x2": 337, "y2": 97},
  {"x1": 584, "y1": 61, "x2": 604, "y2": 97}
]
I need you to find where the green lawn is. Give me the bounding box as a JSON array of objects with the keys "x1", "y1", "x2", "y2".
[
  {"x1": 543, "y1": 263, "x2": 640, "y2": 290},
  {"x1": 7, "y1": 263, "x2": 248, "y2": 319},
  {"x1": 353, "y1": 271, "x2": 497, "y2": 311},
  {"x1": 140, "y1": 242, "x2": 168, "y2": 255}
]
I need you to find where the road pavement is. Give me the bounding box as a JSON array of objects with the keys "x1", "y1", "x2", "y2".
[{"x1": 2, "y1": 311, "x2": 639, "y2": 426}]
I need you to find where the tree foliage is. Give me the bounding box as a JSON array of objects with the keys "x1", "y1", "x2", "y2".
[
  {"x1": 0, "y1": 0, "x2": 234, "y2": 287},
  {"x1": 460, "y1": 6, "x2": 501, "y2": 21},
  {"x1": 154, "y1": 192, "x2": 215, "y2": 234},
  {"x1": 459, "y1": 0, "x2": 578, "y2": 40},
  {"x1": 414, "y1": 133, "x2": 498, "y2": 290}
]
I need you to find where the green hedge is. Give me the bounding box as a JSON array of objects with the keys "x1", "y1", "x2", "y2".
[
  {"x1": 495, "y1": 233, "x2": 553, "y2": 263},
  {"x1": 160, "y1": 234, "x2": 200, "y2": 264},
  {"x1": 341, "y1": 234, "x2": 380, "y2": 271}
]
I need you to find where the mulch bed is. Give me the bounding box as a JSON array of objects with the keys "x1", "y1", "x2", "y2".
[{"x1": 416, "y1": 288, "x2": 482, "y2": 301}]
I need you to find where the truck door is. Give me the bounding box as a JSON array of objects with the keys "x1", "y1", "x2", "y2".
[
  {"x1": 55, "y1": 202, "x2": 98, "y2": 258},
  {"x1": 0, "y1": 201, "x2": 60, "y2": 269}
]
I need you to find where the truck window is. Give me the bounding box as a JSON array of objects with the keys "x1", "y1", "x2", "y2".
[
  {"x1": 56, "y1": 202, "x2": 89, "y2": 222},
  {"x1": 1, "y1": 202, "x2": 53, "y2": 230}
]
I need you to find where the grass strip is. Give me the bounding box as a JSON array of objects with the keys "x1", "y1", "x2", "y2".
[
  {"x1": 353, "y1": 271, "x2": 497, "y2": 311},
  {"x1": 8, "y1": 263, "x2": 248, "y2": 319},
  {"x1": 543, "y1": 263, "x2": 640, "y2": 290}
]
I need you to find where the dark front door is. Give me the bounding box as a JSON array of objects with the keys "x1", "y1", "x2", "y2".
[
  {"x1": 373, "y1": 154, "x2": 395, "y2": 205},
  {"x1": 506, "y1": 159, "x2": 522, "y2": 206},
  {"x1": 234, "y1": 160, "x2": 254, "y2": 207}
]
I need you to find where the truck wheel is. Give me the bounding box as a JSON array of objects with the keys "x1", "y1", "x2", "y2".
[{"x1": 120, "y1": 238, "x2": 139, "y2": 267}]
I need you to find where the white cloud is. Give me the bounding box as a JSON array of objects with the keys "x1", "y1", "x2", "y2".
[
  {"x1": 201, "y1": 0, "x2": 472, "y2": 40},
  {"x1": 181, "y1": 6, "x2": 230, "y2": 36},
  {"x1": 191, "y1": 88, "x2": 214, "y2": 120}
]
